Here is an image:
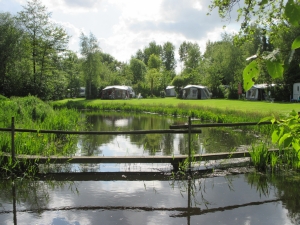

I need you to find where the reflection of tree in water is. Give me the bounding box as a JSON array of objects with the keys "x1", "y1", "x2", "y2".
[
  {"x1": 246, "y1": 172, "x2": 300, "y2": 224},
  {"x1": 177, "y1": 134, "x2": 202, "y2": 155},
  {"x1": 200, "y1": 127, "x2": 263, "y2": 153},
  {"x1": 0, "y1": 179, "x2": 78, "y2": 214},
  {"x1": 143, "y1": 134, "x2": 162, "y2": 155},
  {"x1": 162, "y1": 133, "x2": 174, "y2": 155}
]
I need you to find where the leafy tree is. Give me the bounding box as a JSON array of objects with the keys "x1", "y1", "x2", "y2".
[
  {"x1": 61, "y1": 50, "x2": 82, "y2": 98},
  {"x1": 17, "y1": 0, "x2": 69, "y2": 99},
  {"x1": 148, "y1": 54, "x2": 161, "y2": 70},
  {"x1": 145, "y1": 68, "x2": 160, "y2": 97},
  {"x1": 171, "y1": 75, "x2": 185, "y2": 97},
  {"x1": 80, "y1": 32, "x2": 102, "y2": 99},
  {"x1": 18, "y1": 0, "x2": 69, "y2": 88},
  {"x1": 129, "y1": 58, "x2": 147, "y2": 84},
  {"x1": 162, "y1": 42, "x2": 176, "y2": 72},
  {"x1": 143, "y1": 41, "x2": 162, "y2": 65},
  {"x1": 0, "y1": 12, "x2": 24, "y2": 96}
]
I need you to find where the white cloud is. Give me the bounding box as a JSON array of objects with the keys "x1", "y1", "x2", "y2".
[{"x1": 1, "y1": 0, "x2": 241, "y2": 72}]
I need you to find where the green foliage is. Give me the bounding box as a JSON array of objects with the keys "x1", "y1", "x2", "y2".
[
  {"x1": 0, "y1": 96, "x2": 82, "y2": 173},
  {"x1": 249, "y1": 143, "x2": 270, "y2": 171},
  {"x1": 243, "y1": 60, "x2": 259, "y2": 90}
]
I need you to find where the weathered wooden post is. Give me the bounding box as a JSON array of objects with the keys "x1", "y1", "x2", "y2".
[
  {"x1": 188, "y1": 116, "x2": 191, "y2": 172},
  {"x1": 11, "y1": 117, "x2": 15, "y2": 161}
]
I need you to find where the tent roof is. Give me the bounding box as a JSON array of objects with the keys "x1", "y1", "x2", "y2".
[
  {"x1": 251, "y1": 83, "x2": 275, "y2": 89},
  {"x1": 103, "y1": 85, "x2": 130, "y2": 91},
  {"x1": 183, "y1": 84, "x2": 207, "y2": 89},
  {"x1": 166, "y1": 86, "x2": 175, "y2": 89}
]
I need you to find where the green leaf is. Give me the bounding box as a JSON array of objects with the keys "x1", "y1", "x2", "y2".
[
  {"x1": 243, "y1": 60, "x2": 260, "y2": 91},
  {"x1": 292, "y1": 36, "x2": 300, "y2": 49},
  {"x1": 285, "y1": 0, "x2": 300, "y2": 26},
  {"x1": 266, "y1": 61, "x2": 284, "y2": 79},
  {"x1": 260, "y1": 0, "x2": 268, "y2": 5},
  {"x1": 293, "y1": 140, "x2": 300, "y2": 151},
  {"x1": 272, "y1": 128, "x2": 282, "y2": 143},
  {"x1": 279, "y1": 133, "x2": 292, "y2": 148},
  {"x1": 259, "y1": 116, "x2": 274, "y2": 124}
]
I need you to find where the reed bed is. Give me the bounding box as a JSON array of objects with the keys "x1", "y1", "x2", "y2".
[{"x1": 0, "y1": 95, "x2": 83, "y2": 177}]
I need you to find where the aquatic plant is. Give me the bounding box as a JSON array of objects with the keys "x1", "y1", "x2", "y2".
[{"x1": 0, "y1": 95, "x2": 83, "y2": 178}]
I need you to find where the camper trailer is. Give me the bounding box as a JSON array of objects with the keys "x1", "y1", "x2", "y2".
[
  {"x1": 165, "y1": 86, "x2": 176, "y2": 97},
  {"x1": 182, "y1": 85, "x2": 212, "y2": 99},
  {"x1": 101, "y1": 85, "x2": 135, "y2": 99},
  {"x1": 292, "y1": 83, "x2": 300, "y2": 101},
  {"x1": 246, "y1": 84, "x2": 275, "y2": 101},
  {"x1": 78, "y1": 87, "x2": 85, "y2": 97}
]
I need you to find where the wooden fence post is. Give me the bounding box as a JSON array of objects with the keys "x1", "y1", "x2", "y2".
[
  {"x1": 188, "y1": 116, "x2": 191, "y2": 172},
  {"x1": 11, "y1": 117, "x2": 15, "y2": 161}
]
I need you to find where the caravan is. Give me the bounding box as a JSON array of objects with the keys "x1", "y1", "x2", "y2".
[{"x1": 292, "y1": 83, "x2": 300, "y2": 102}]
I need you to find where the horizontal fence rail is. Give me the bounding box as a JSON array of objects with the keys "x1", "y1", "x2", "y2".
[
  {"x1": 169, "y1": 121, "x2": 273, "y2": 129},
  {"x1": 0, "y1": 117, "x2": 275, "y2": 171}
]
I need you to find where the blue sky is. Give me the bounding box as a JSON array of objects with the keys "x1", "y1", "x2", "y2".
[{"x1": 0, "y1": 0, "x2": 241, "y2": 71}]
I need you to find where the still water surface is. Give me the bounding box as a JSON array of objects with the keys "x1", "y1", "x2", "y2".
[{"x1": 1, "y1": 112, "x2": 298, "y2": 225}]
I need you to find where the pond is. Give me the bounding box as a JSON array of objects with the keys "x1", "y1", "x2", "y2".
[
  {"x1": 64, "y1": 112, "x2": 264, "y2": 173},
  {"x1": 3, "y1": 112, "x2": 297, "y2": 225},
  {"x1": 1, "y1": 172, "x2": 300, "y2": 225}
]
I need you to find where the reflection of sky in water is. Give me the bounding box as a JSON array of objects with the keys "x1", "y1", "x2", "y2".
[{"x1": 0, "y1": 175, "x2": 294, "y2": 225}]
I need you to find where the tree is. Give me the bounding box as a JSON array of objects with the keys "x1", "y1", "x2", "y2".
[
  {"x1": 162, "y1": 42, "x2": 176, "y2": 72},
  {"x1": 0, "y1": 12, "x2": 24, "y2": 96},
  {"x1": 80, "y1": 32, "x2": 102, "y2": 99},
  {"x1": 129, "y1": 58, "x2": 147, "y2": 84},
  {"x1": 145, "y1": 68, "x2": 160, "y2": 97},
  {"x1": 179, "y1": 41, "x2": 202, "y2": 73},
  {"x1": 61, "y1": 50, "x2": 82, "y2": 98},
  {"x1": 17, "y1": 0, "x2": 69, "y2": 98},
  {"x1": 143, "y1": 41, "x2": 162, "y2": 65}
]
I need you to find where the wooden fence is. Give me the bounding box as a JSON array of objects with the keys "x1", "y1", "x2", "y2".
[{"x1": 0, "y1": 117, "x2": 273, "y2": 171}]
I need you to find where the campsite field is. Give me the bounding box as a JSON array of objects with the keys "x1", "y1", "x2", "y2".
[{"x1": 54, "y1": 97, "x2": 300, "y2": 115}]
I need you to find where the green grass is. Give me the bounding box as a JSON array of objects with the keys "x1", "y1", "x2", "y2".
[{"x1": 52, "y1": 97, "x2": 300, "y2": 115}]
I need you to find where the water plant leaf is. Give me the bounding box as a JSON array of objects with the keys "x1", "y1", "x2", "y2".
[
  {"x1": 266, "y1": 60, "x2": 284, "y2": 79},
  {"x1": 243, "y1": 60, "x2": 260, "y2": 91},
  {"x1": 292, "y1": 36, "x2": 300, "y2": 50}
]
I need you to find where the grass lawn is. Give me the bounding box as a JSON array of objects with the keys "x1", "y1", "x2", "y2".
[{"x1": 53, "y1": 97, "x2": 300, "y2": 115}]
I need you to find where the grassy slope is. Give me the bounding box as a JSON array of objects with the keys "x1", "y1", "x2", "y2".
[{"x1": 53, "y1": 97, "x2": 300, "y2": 115}]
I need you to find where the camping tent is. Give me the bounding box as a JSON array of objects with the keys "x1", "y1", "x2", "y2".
[
  {"x1": 245, "y1": 84, "x2": 275, "y2": 100},
  {"x1": 101, "y1": 85, "x2": 135, "y2": 99},
  {"x1": 165, "y1": 86, "x2": 176, "y2": 97},
  {"x1": 182, "y1": 85, "x2": 212, "y2": 99}
]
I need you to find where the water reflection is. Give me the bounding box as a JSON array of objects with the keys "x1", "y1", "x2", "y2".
[
  {"x1": 78, "y1": 112, "x2": 262, "y2": 158},
  {"x1": 1, "y1": 172, "x2": 300, "y2": 225}
]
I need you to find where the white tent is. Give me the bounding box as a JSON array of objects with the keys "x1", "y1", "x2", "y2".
[
  {"x1": 101, "y1": 85, "x2": 135, "y2": 99},
  {"x1": 165, "y1": 86, "x2": 176, "y2": 97},
  {"x1": 182, "y1": 85, "x2": 212, "y2": 99},
  {"x1": 245, "y1": 84, "x2": 275, "y2": 100}
]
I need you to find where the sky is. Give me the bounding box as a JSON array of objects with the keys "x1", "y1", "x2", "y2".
[{"x1": 0, "y1": 0, "x2": 241, "y2": 72}]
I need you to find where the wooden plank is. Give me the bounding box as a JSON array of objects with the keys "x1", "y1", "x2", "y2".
[
  {"x1": 0, "y1": 128, "x2": 202, "y2": 134},
  {"x1": 2, "y1": 149, "x2": 282, "y2": 164},
  {"x1": 169, "y1": 121, "x2": 273, "y2": 129}
]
